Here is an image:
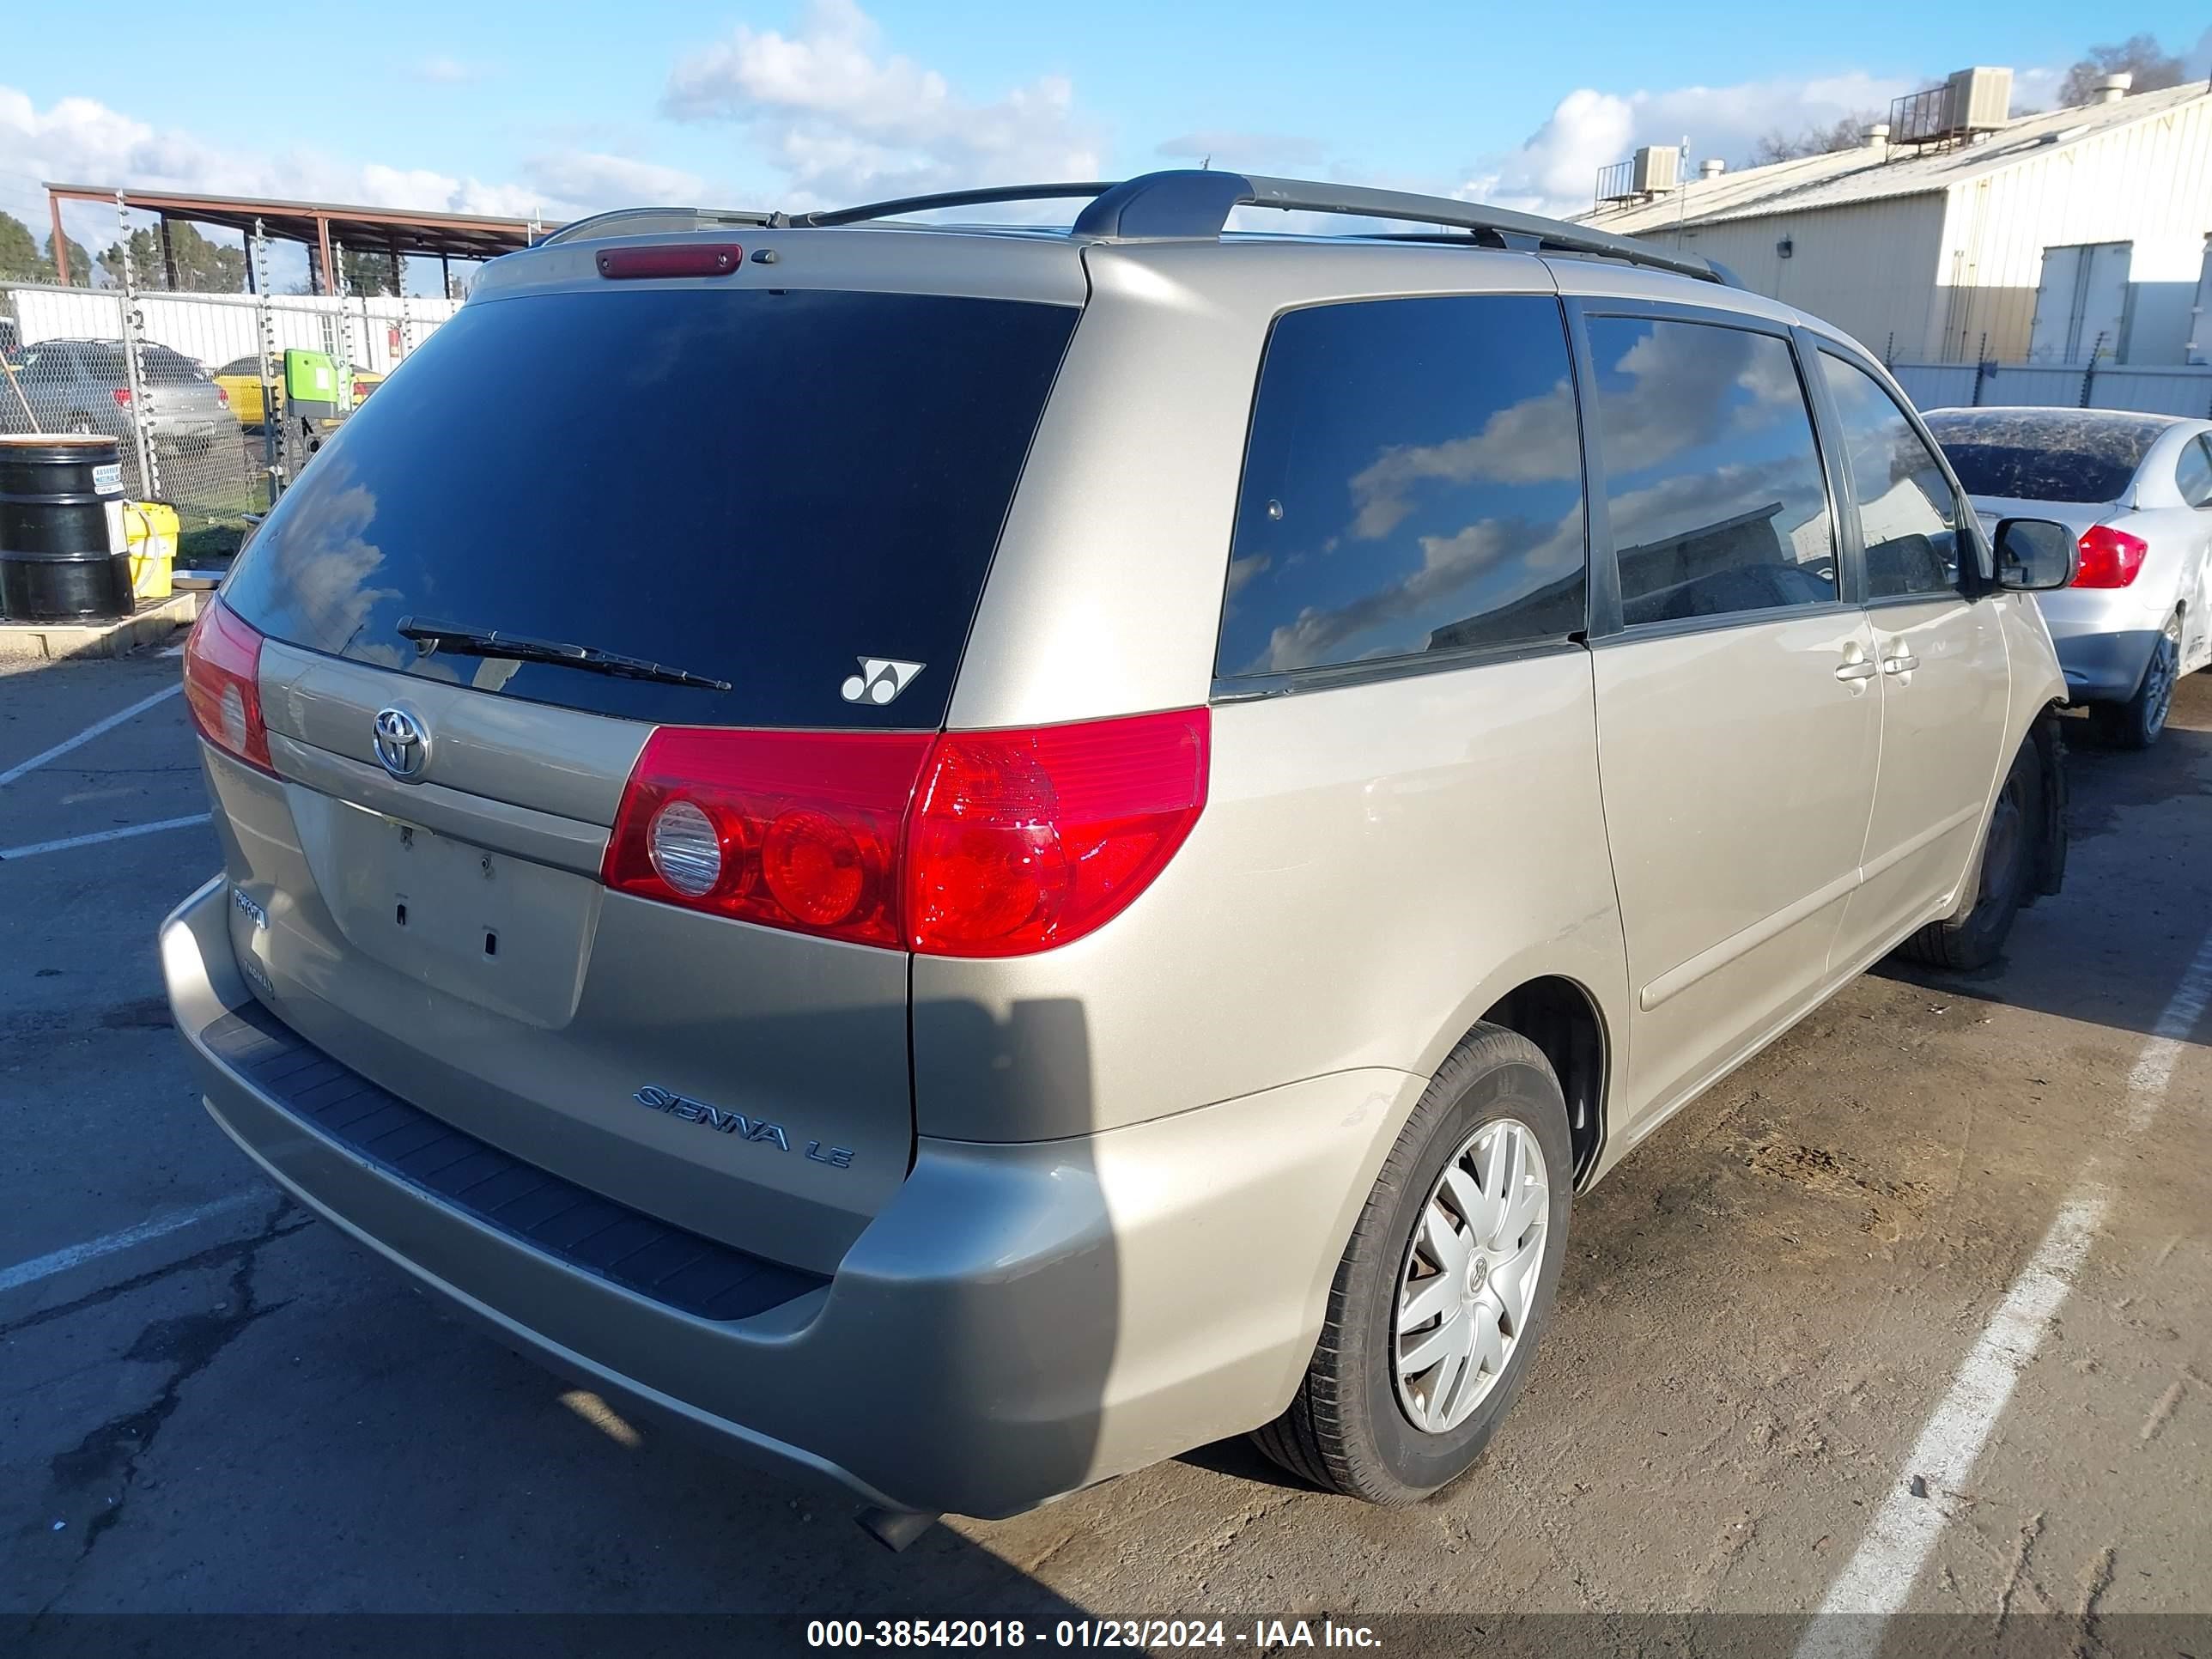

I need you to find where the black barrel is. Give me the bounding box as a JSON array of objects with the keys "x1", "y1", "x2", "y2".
[{"x1": 0, "y1": 435, "x2": 135, "y2": 623}]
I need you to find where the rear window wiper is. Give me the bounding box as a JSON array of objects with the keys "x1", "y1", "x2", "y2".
[{"x1": 396, "y1": 617, "x2": 732, "y2": 691}]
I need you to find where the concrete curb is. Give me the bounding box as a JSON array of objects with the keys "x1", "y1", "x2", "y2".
[{"x1": 0, "y1": 592, "x2": 201, "y2": 663}]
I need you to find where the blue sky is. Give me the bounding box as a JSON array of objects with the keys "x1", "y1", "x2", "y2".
[{"x1": 5, "y1": 0, "x2": 2209, "y2": 289}]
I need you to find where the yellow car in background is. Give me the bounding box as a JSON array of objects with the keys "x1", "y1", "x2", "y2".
[{"x1": 215, "y1": 357, "x2": 385, "y2": 428}]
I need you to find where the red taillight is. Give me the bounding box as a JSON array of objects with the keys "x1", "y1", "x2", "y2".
[
  {"x1": 110, "y1": 386, "x2": 132, "y2": 407},
  {"x1": 604, "y1": 729, "x2": 933, "y2": 947},
  {"x1": 182, "y1": 597, "x2": 271, "y2": 772},
  {"x1": 604, "y1": 708, "x2": 1210, "y2": 955},
  {"x1": 907, "y1": 708, "x2": 1210, "y2": 957},
  {"x1": 216, "y1": 385, "x2": 229, "y2": 405},
  {"x1": 2073, "y1": 525, "x2": 2148, "y2": 589},
  {"x1": 351, "y1": 378, "x2": 370, "y2": 400},
  {"x1": 595, "y1": 243, "x2": 743, "y2": 280}
]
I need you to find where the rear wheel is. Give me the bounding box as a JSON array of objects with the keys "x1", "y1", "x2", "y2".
[
  {"x1": 1900, "y1": 736, "x2": 2041, "y2": 972},
  {"x1": 2088, "y1": 613, "x2": 2180, "y2": 750},
  {"x1": 1253, "y1": 1024, "x2": 1571, "y2": 1504}
]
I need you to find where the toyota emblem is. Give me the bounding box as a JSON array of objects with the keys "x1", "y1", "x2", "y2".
[{"x1": 372, "y1": 707, "x2": 430, "y2": 781}]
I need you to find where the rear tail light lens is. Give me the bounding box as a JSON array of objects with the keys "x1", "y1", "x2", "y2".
[
  {"x1": 605, "y1": 729, "x2": 933, "y2": 947},
  {"x1": 2073, "y1": 525, "x2": 2148, "y2": 588},
  {"x1": 604, "y1": 708, "x2": 1210, "y2": 955},
  {"x1": 215, "y1": 385, "x2": 229, "y2": 405},
  {"x1": 110, "y1": 386, "x2": 132, "y2": 407},
  {"x1": 182, "y1": 597, "x2": 272, "y2": 772},
  {"x1": 906, "y1": 708, "x2": 1210, "y2": 957}
]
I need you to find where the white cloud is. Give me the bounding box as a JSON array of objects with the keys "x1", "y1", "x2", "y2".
[
  {"x1": 662, "y1": 0, "x2": 1102, "y2": 208},
  {"x1": 1461, "y1": 70, "x2": 1918, "y2": 217},
  {"x1": 412, "y1": 56, "x2": 481, "y2": 85},
  {"x1": 520, "y1": 151, "x2": 707, "y2": 206}
]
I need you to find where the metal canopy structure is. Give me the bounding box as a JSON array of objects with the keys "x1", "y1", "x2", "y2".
[{"x1": 42, "y1": 183, "x2": 556, "y2": 294}]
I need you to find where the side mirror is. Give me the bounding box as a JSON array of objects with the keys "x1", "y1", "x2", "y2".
[{"x1": 1994, "y1": 519, "x2": 2076, "y2": 592}]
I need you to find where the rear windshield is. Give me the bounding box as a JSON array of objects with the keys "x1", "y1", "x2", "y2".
[
  {"x1": 222, "y1": 286, "x2": 1079, "y2": 729},
  {"x1": 1923, "y1": 410, "x2": 2165, "y2": 503}
]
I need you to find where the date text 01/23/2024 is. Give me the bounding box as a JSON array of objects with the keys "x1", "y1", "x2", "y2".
[{"x1": 805, "y1": 1620, "x2": 1384, "y2": 1649}]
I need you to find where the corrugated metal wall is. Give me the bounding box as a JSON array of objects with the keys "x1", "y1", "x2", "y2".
[
  {"x1": 1933, "y1": 97, "x2": 2212, "y2": 364},
  {"x1": 1666, "y1": 196, "x2": 1948, "y2": 359}
]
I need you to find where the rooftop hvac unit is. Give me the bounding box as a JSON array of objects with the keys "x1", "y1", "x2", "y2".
[
  {"x1": 1596, "y1": 144, "x2": 1680, "y2": 202},
  {"x1": 1891, "y1": 67, "x2": 2013, "y2": 145},
  {"x1": 1631, "y1": 144, "x2": 1679, "y2": 193},
  {"x1": 1947, "y1": 67, "x2": 2013, "y2": 131},
  {"x1": 1595, "y1": 144, "x2": 1681, "y2": 204}
]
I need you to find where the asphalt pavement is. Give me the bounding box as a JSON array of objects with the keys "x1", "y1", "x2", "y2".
[{"x1": 2, "y1": 647, "x2": 2207, "y2": 1654}]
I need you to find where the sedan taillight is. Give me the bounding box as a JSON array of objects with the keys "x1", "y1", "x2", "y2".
[{"x1": 2072, "y1": 525, "x2": 2148, "y2": 588}]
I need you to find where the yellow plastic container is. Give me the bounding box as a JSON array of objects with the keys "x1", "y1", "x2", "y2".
[{"x1": 125, "y1": 501, "x2": 177, "y2": 600}]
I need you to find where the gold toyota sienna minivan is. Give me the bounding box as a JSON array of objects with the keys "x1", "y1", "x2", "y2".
[{"x1": 161, "y1": 172, "x2": 2079, "y2": 1539}]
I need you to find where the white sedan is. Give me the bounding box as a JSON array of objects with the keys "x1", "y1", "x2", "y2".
[{"x1": 1925, "y1": 407, "x2": 2212, "y2": 748}]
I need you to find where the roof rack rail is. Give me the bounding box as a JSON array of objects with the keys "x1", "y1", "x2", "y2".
[
  {"x1": 538, "y1": 206, "x2": 776, "y2": 246},
  {"x1": 779, "y1": 183, "x2": 1115, "y2": 228},
  {"x1": 775, "y1": 170, "x2": 1730, "y2": 286}
]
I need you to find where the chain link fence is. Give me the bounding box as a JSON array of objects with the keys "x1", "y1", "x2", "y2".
[{"x1": 3, "y1": 216, "x2": 459, "y2": 564}]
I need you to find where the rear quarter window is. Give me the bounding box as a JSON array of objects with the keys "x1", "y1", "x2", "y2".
[
  {"x1": 221, "y1": 287, "x2": 1079, "y2": 730},
  {"x1": 1218, "y1": 294, "x2": 1586, "y2": 678}
]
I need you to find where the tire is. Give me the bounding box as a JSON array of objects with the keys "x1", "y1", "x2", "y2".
[
  {"x1": 2087, "y1": 613, "x2": 2180, "y2": 750},
  {"x1": 64, "y1": 414, "x2": 96, "y2": 436},
  {"x1": 1899, "y1": 736, "x2": 2042, "y2": 972},
  {"x1": 1252, "y1": 1024, "x2": 1572, "y2": 1504}
]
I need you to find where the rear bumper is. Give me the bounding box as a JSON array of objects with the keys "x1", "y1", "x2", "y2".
[
  {"x1": 149, "y1": 416, "x2": 222, "y2": 443},
  {"x1": 2039, "y1": 591, "x2": 2168, "y2": 704},
  {"x1": 161, "y1": 875, "x2": 1416, "y2": 1518},
  {"x1": 2048, "y1": 626, "x2": 2160, "y2": 703}
]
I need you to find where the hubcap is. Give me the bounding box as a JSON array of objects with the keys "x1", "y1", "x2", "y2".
[
  {"x1": 1393, "y1": 1118, "x2": 1549, "y2": 1435},
  {"x1": 2144, "y1": 623, "x2": 2179, "y2": 741}
]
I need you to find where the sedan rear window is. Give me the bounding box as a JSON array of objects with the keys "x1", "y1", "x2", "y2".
[
  {"x1": 222, "y1": 287, "x2": 1079, "y2": 730},
  {"x1": 1923, "y1": 410, "x2": 2166, "y2": 502}
]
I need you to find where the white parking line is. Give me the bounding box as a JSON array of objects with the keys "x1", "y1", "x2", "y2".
[
  {"x1": 2124, "y1": 934, "x2": 2212, "y2": 1132},
  {"x1": 0, "y1": 1191, "x2": 260, "y2": 1296},
  {"x1": 0, "y1": 812, "x2": 212, "y2": 862},
  {"x1": 0, "y1": 682, "x2": 183, "y2": 788},
  {"x1": 1796, "y1": 922, "x2": 2212, "y2": 1657}
]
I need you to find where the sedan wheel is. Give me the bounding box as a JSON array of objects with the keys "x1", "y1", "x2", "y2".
[
  {"x1": 2092, "y1": 614, "x2": 2180, "y2": 750},
  {"x1": 2141, "y1": 617, "x2": 2180, "y2": 742}
]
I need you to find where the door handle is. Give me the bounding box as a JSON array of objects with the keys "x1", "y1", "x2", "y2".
[
  {"x1": 1882, "y1": 653, "x2": 1920, "y2": 675},
  {"x1": 1835, "y1": 658, "x2": 1878, "y2": 682}
]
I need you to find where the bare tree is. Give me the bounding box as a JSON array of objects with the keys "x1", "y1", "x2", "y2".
[
  {"x1": 2057, "y1": 34, "x2": 2185, "y2": 106},
  {"x1": 1747, "y1": 112, "x2": 1878, "y2": 168}
]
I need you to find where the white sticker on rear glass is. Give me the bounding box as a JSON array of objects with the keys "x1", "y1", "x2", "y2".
[
  {"x1": 840, "y1": 658, "x2": 925, "y2": 706},
  {"x1": 93, "y1": 462, "x2": 124, "y2": 495}
]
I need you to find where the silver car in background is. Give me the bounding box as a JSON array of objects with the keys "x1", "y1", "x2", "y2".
[
  {"x1": 0, "y1": 337, "x2": 231, "y2": 449},
  {"x1": 1924, "y1": 408, "x2": 2212, "y2": 748}
]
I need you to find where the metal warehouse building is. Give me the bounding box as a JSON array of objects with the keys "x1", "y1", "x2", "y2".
[{"x1": 1579, "y1": 70, "x2": 2212, "y2": 373}]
